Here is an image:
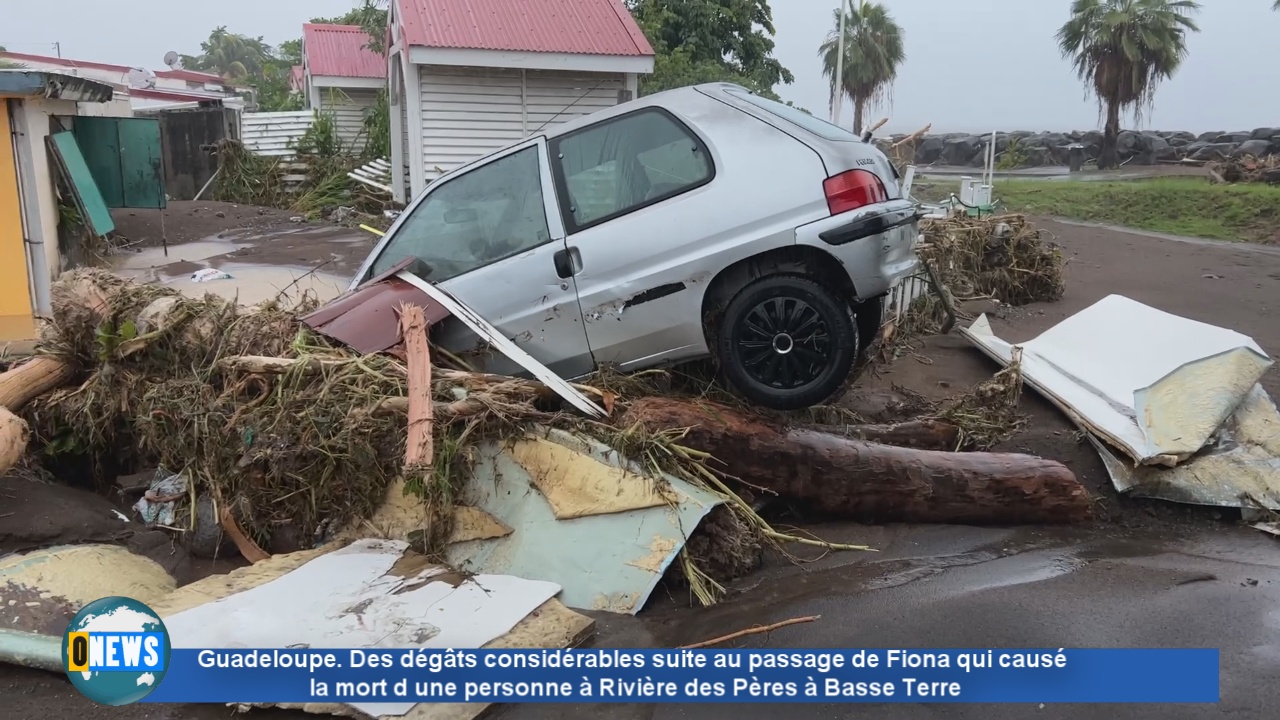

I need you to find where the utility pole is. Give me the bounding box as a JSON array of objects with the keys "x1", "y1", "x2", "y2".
[
  {"x1": 54, "y1": 42, "x2": 61, "y2": 58},
  {"x1": 832, "y1": 0, "x2": 849, "y2": 127}
]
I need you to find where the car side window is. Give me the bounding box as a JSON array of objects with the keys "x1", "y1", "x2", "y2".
[
  {"x1": 551, "y1": 109, "x2": 713, "y2": 233},
  {"x1": 369, "y1": 146, "x2": 551, "y2": 282}
]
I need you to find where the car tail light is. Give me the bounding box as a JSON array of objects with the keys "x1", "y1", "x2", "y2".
[{"x1": 823, "y1": 169, "x2": 888, "y2": 215}]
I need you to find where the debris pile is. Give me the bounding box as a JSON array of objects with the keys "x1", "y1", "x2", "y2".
[
  {"x1": 1207, "y1": 154, "x2": 1280, "y2": 185},
  {"x1": 1, "y1": 266, "x2": 1094, "y2": 609},
  {"x1": 920, "y1": 213, "x2": 1066, "y2": 307}
]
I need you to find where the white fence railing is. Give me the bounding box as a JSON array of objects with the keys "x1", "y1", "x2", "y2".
[{"x1": 883, "y1": 269, "x2": 931, "y2": 325}]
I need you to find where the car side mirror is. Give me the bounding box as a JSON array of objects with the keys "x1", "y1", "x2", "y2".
[{"x1": 443, "y1": 208, "x2": 478, "y2": 224}]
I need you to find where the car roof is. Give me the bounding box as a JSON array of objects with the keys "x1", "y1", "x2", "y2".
[{"x1": 540, "y1": 82, "x2": 749, "y2": 139}]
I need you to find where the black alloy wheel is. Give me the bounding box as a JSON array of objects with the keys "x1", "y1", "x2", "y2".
[{"x1": 715, "y1": 275, "x2": 859, "y2": 410}]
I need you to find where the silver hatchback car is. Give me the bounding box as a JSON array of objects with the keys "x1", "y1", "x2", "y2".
[{"x1": 350, "y1": 82, "x2": 920, "y2": 410}]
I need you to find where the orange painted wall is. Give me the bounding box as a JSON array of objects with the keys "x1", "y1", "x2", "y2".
[{"x1": 0, "y1": 100, "x2": 36, "y2": 342}]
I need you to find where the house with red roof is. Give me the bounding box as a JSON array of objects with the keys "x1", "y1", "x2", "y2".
[
  {"x1": 302, "y1": 23, "x2": 387, "y2": 152},
  {"x1": 387, "y1": 0, "x2": 654, "y2": 201}
]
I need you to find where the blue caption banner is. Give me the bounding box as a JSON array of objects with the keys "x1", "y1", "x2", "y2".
[{"x1": 142, "y1": 649, "x2": 1219, "y2": 704}]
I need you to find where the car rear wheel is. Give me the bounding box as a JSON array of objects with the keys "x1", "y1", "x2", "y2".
[{"x1": 715, "y1": 275, "x2": 859, "y2": 410}]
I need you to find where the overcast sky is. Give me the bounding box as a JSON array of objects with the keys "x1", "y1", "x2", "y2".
[{"x1": 4, "y1": 0, "x2": 1278, "y2": 134}]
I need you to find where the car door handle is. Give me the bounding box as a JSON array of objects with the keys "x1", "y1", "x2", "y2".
[{"x1": 553, "y1": 247, "x2": 582, "y2": 278}]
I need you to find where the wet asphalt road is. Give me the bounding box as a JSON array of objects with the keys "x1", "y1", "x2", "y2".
[{"x1": 491, "y1": 524, "x2": 1280, "y2": 720}]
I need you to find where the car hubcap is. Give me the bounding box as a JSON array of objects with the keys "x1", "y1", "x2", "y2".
[{"x1": 738, "y1": 297, "x2": 831, "y2": 389}]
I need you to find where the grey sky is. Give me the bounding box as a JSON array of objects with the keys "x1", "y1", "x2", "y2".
[{"x1": 5, "y1": 0, "x2": 1278, "y2": 134}]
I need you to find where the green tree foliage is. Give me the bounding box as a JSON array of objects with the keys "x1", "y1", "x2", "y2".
[
  {"x1": 181, "y1": 2, "x2": 387, "y2": 113},
  {"x1": 818, "y1": 2, "x2": 905, "y2": 136},
  {"x1": 1057, "y1": 0, "x2": 1199, "y2": 169},
  {"x1": 625, "y1": 0, "x2": 793, "y2": 99}
]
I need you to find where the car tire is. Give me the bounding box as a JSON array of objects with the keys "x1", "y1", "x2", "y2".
[{"x1": 715, "y1": 275, "x2": 859, "y2": 411}]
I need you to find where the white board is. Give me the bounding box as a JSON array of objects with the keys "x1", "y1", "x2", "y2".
[
  {"x1": 963, "y1": 294, "x2": 1273, "y2": 465},
  {"x1": 162, "y1": 539, "x2": 561, "y2": 717}
]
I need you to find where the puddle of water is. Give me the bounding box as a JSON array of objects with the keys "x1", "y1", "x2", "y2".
[
  {"x1": 112, "y1": 239, "x2": 253, "y2": 270},
  {"x1": 160, "y1": 263, "x2": 350, "y2": 305}
]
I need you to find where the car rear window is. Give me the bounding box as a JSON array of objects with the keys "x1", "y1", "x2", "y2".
[{"x1": 726, "y1": 89, "x2": 860, "y2": 142}]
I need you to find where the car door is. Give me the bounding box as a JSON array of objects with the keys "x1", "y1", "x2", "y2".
[
  {"x1": 357, "y1": 137, "x2": 593, "y2": 379},
  {"x1": 546, "y1": 96, "x2": 827, "y2": 371}
]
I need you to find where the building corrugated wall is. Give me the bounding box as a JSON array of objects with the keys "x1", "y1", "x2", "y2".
[
  {"x1": 241, "y1": 111, "x2": 314, "y2": 157},
  {"x1": 317, "y1": 87, "x2": 379, "y2": 155},
  {"x1": 417, "y1": 66, "x2": 625, "y2": 181}
]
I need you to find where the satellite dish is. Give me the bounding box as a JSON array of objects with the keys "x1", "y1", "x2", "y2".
[
  {"x1": 163, "y1": 51, "x2": 181, "y2": 69},
  {"x1": 127, "y1": 66, "x2": 157, "y2": 90}
]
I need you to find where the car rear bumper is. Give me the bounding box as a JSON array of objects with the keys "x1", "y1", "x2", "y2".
[{"x1": 794, "y1": 199, "x2": 921, "y2": 300}]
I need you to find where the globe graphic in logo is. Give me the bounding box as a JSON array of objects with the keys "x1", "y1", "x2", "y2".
[{"x1": 62, "y1": 596, "x2": 170, "y2": 706}]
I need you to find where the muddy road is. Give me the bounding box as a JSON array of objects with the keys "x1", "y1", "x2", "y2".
[{"x1": 2, "y1": 216, "x2": 1279, "y2": 719}]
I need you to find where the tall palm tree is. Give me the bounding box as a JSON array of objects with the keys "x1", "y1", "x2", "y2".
[
  {"x1": 1057, "y1": 0, "x2": 1200, "y2": 169},
  {"x1": 818, "y1": 1, "x2": 905, "y2": 136}
]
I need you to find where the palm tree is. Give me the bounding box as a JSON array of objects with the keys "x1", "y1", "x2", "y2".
[
  {"x1": 818, "y1": 1, "x2": 905, "y2": 136},
  {"x1": 196, "y1": 27, "x2": 270, "y2": 80},
  {"x1": 1057, "y1": 0, "x2": 1200, "y2": 169}
]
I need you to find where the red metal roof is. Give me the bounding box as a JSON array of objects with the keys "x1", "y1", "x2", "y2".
[
  {"x1": 395, "y1": 0, "x2": 653, "y2": 57},
  {"x1": 303, "y1": 24, "x2": 386, "y2": 79},
  {"x1": 0, "y1": 51, "x2": 223, "y2": 83}
]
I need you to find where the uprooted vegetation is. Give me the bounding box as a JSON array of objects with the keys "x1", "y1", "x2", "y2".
[
  {"x1": 867, "y1": 213, "x2": 1065, "y2": 368},
  {"x1": 9, "y1": 263, "x2": 1055, "y2": 605},
  {"x1": 213, "y1": 109, "x2": 394, "y2": 224}
]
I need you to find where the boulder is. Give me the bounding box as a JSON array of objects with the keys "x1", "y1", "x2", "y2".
[
  {"x1": 1250, "y1": 127, "x2": 1280, "y2": 141},
  {"x1": 1117, "y1": 130, "x2": 1142, "y2": 156},
  {"x1": 1232, "y1": 139, "x2": 1272, "y2": 158},
  {"x1": 1167, "y1": 135, "x2": 1193, "y2": 147},
  {"x1": 917, "y1": 136, "x2": 945, "y2": 165},
  {"x1": 1079, "y1": 131, "x2": 1103, "y2": 153},
  {"x1": 1219, "y1": 131, "x2": 1252, "y2": 144},
  {"x1": 1198, "y1": 131, "x2": 1224, "y2": 143},
  {"x1": 943, "y1": 136, "x2": 983, "y2": 166},
  {"x1": 1161, "y1": 131, "x2": 1197, "y2": 142},
  {"x1": 1190, "y1": 143, "x2": 1237, "y2": 161}
]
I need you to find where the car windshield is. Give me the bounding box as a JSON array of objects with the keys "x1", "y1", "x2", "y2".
[
  {"x1": 368, "y1": 146, "x2": 552, "y2": 282},
  {"x1": 725, "y1": 89, "x2": 859, "y2": 142}
]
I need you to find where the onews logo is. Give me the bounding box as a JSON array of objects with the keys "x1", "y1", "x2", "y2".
[{"x1": 62, "y1": 596, "x2": 171, "y2": 706}]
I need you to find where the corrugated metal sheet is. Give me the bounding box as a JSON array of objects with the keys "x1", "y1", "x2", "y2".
[
  {"x1": 303, "y1": 24, "x2": 386, "y2": 79},
  {"x1": 317, "y1": 87, "x2": 380, "y2": 154},
  {"x1": 418, "y1": 66, "x2": 624, "y2": 180},
  {"x1": 240, "y1": 111, "x2": 313, "y2": 157},
  {"x1": 396, "y1": 0, "x2": 653, "y2": 56}
]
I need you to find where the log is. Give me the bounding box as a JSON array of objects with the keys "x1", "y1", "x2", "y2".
[
  {"x1": 0, "y1": 408, "x2": 30, "y2": 476},
  {"x1": 0, "y1": 356, "x2": 73, "y2": 412},
  {"x1": 400, "y1": 305, "x2": 433, "y2": 469},
  {"x1": 808, "y1": 419, "x2": 961, "y2": 451},
  {"x1": 622, "y1": 398, "x2": 1093, "y2": 525}
]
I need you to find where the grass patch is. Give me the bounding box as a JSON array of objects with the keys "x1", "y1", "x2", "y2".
[{"x1": 992, "y1": 177, "x2": 1280, "y2": 244}]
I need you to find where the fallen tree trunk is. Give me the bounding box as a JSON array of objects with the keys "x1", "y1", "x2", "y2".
[
  {"x1": 808, "y1": 419, "x2": 961, "y2": 451},
  {"x1": 0, "y1": 357, "x2": 74, "y2": 412},
  {"x1": 622, "y1": 398, "x2": 1093, "y2": 525},
  {"x1": 0, "y1": 408, "x2": 29, "y2": 475}
]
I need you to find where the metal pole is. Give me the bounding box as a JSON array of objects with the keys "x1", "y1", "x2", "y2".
[{"x1": 832, "y1": 0, "x2": 848, "y2": 127}]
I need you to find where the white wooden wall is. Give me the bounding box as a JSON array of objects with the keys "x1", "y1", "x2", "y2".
[
  {"x1": 417, "y1": 65, "x2": 625, "y2": 181},
  {"x1": 241, "y1": 111, "x2": 314, "y2": 157},
  {"x1": 317, "y1": 87, "x2": 380, "y2": 155}
]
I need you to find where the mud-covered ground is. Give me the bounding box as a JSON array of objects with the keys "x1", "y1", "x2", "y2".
[{"x1": 2, "y1": 212, "x2": 1279, "y2": 719}]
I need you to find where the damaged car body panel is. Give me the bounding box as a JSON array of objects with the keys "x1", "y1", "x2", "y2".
[{"x1": 347, "y1": 82, "x2": 920, "y2": 410}]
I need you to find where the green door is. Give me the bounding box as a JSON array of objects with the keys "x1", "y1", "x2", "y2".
[
  {"x1": 73, "y1": 117, "x2": 123, "y2": 207},
  {"x1": 73, "y1": 117, "x2": 166, "y2": 210},
  {"x1": 118, "y1": 118, "x2": 165, "y2": 209}
]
